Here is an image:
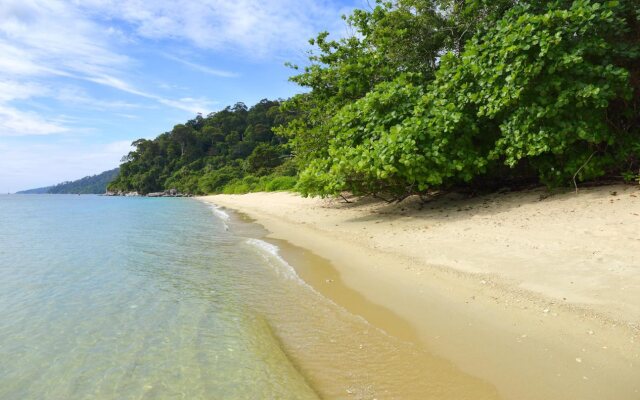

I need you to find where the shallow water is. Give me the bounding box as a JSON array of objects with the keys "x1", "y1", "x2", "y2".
[{"x1": 0, "y1": 195, "x2": 499, "y2": 399}]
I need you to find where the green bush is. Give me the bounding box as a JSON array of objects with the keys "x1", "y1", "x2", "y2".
[
  {"x1": 165, "y1": 168, "x2": 201, "y2": 194},
  {"x1": 264, "y1": 176, "x2": 297, "y2": 191},
  {"x1": 111, "y1": 0, "x2": 639, "y2": 198},
  {"x1": 221, "y1": 174, "x2": 297, "y2": 194},
  {"x1": 198, "y1": 166, "x2": 242, "y2": 193},
  {"x1": 288, "y1": 0, "x2": 639, "y2": 197}
]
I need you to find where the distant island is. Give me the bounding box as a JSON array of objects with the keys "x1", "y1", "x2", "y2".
[{"x1": 17, "y1": 168, "x2": 119, "y2": 194}]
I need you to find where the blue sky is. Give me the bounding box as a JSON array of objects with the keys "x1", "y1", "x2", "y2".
[{"x1": 0, "y1": 0, "x2": 365, "y2": 193}]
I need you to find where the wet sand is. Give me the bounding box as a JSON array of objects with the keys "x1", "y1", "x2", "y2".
[
  {"x1": 198, "y1": 185, "x2": 640, "y2": 399},
  {"x1": 223, "y1": 211, "x2": 502, "y2": 399}
]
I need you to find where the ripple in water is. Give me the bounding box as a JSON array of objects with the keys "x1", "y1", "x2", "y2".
[{"x1": 0, "y1": 195, "x2": 499, "y2": 400}]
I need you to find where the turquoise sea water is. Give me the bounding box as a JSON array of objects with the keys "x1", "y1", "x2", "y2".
[
  {"x1": 0, "y1": 195, "x2": 320, "y2": 399},
  {"x1": 0, "y1": 195, "x2": 500, "y2": 400}
]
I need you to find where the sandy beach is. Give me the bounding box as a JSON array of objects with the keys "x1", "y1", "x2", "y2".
[{"x1": 199, "y1": 185, "x2": 640, "y2": 400}]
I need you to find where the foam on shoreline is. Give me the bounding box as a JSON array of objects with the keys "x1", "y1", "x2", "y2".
[
  {"x1": 246, "y1": 238, "x2": 306, "y2": 284},
  {"x1": 197, "y1": 188, "x2": 640, "y2": 400},
  {"x1": 208, "y1": 204, "x2": 230, "y2": 230}
]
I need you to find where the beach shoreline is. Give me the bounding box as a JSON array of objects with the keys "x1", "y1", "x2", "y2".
[{"x1": 198, "y1": 185, "x2": 640, "y2": 400}]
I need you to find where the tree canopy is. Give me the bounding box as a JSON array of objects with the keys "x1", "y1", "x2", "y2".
[
  {"x1": 108, "y1": 99, "x2": 296, "y2": 195},
  {"x1": 112, "y1": 0, "x2": 639, "y2": 198},
  {"x1": 281, "y1": 0, "x2": 639, "y2": 198}
]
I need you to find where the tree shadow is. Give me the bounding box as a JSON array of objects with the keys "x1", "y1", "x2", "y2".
[{"x1": 318, "y1": 183, "x2": 630, "y2": 225}]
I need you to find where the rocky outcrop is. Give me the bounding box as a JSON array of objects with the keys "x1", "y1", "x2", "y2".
[
  {"x1": 146, "y1": 188, "x2": 190, "y2": 197},
  {"x1": 104, "y1": 190, "x2": 139, "y2": 196},
  {"x1": 104, "y1": 188, "x2": 191, "y2": 197}
]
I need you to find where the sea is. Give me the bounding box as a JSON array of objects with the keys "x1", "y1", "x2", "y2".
[{"x1": 0, "y1": 194, "x2": 497, "y2": 400}]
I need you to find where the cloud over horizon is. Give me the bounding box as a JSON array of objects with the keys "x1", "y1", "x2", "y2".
[{"x1": 0, "y1": 0, "x2": 361, "y2": 192}]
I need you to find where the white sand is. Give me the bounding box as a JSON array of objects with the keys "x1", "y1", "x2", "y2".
[{"x1": 199, "y1": 185, "x2": 640, "y2": 400}]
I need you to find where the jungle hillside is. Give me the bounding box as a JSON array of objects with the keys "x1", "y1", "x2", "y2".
[
  {"x1": 109, "y1": 0, "x2": 639, "y2": 197},
  {"x1": 18, "y1": 168, "x2": 120, "y2": 194}
]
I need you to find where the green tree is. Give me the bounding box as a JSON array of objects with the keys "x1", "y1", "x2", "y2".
[
  {"x1": 287, "y1": 0, "x2": 639, "y2": 198},
  {"x1": 246, "y1": 143, "x2": 282, "y2": 173},
  {"x1": 108, "y1": 98, "x2": 294, "y2": 195}
]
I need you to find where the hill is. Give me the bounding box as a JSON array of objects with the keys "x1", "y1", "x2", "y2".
[
  {"x1": 17, "y1": 168, "x2": 119, "y2": 194},
  {"x1": 108, "y1": 100, "x2": 296, "y2": 195},
  {"x1": 16, "y1": 186, "x2": 51, "y2": 194}
]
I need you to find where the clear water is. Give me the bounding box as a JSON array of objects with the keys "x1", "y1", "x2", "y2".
[
  {"x1": 0, "y1": 195, "x2": 499, "y2": 400},
  {"x1": 0, "y1": 195, "x2": 318, "y2": 399}
]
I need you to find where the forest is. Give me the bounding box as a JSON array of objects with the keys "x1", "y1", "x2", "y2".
[
  {"x1": 18, "y1": 168, "x2": 120, "y2": 194},
  {"x1": 108, "y1": 100, "x2": 297, "y2": 194},
  {"x1": 110, "y1": 0, "x2": 639, "y2": 198}
]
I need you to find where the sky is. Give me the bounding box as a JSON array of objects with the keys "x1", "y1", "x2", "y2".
[{"x1": 0, "y1": 0, "x2": 365, "y2": 193}]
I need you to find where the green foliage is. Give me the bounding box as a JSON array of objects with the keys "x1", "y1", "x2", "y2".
[
  {"x1": 246, "y1": 143, "x2": 283, "y2": 173},
  {"x1": 279, "y1": 0, "x2": 519, "y2": 173},
  {"x1": 109, "y1": 99, "x2": 297, "y2": 195},
  {"x1": 197, "y1": 166, "x2": 243, "y2": 193},
  {"x1": 423, "y1": 0, "x2": 637, "y2": 186},
  {"x1": 287, "y1": 0, "x2": 640, "y2": 198},
  {"x1": 222, "y1": 175, "x2": 297, "y2": 194},
  {"x1": 112, "y1": 0, "x2": 639, "y2": 199},
  {"x1": 297, "y1": 74, "x2": 427, "y2": 197}
]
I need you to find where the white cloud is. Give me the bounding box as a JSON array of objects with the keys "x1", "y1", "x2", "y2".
[
  {"x1": 0, "y1": 80, "x2": 49, "y2": 102},
  {"x1": 0, "y1": 0, "x2": 219, "y2": 119},
  {"x1": 164, "y1": 55, "x2": 239, "y2": 78},
  {"x1": 77, "y1": 0, "x2": 354, "y2": 58},
  {"x1": 156, "y1": 97, "x2": 217, "y2": 114},
  {"x1": 104, "y1": 140, "x2": 135, "y2": 156},
  {"x1": 0, "y1": 0, "x2": 359, "y2": 189},
  {"x1": 0, "y1": 42, "x2": 66, "y2": 76},
  {"x1": 0, "y1": 80, "x2": 67, "y2": 136},
  {"x1": 0, "y1": 140, "x2": 134, "y2": 192},
  {"x1": 115, "y1": 113, "x2": 140, "y2": 120},
  {"x1": 0, "y1": 0, "x2": 128, "y2": 78},
  {"x1": 0, "y1": 0, "x2": 356, "y2": 128},
  {"x1": 55, "y1": 86, "x2": 143, "y2": 110},
  {"x1": 0, "y1": 105, "x2": 68, "y2": 136},
  {"x1": 83, "y1": 74, "x2": 216, "y2": 113}
]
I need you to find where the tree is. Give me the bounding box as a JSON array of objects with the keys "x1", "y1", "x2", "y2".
[
  {"x1": 108, "y1": 99, "x2": 293, "y2": 195},
  {"x1": 286, "y1": 0, "x2": 640, "y2": 198},
  {"x1": 246, "y1": 143, "x2": 282, "y2": 173}
]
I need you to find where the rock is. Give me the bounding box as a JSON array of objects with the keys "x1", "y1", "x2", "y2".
[{"x1": 104, "y1": 189, "x2": 190, "y2": 197}]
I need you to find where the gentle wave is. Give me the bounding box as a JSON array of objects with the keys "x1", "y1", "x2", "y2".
[
  {"x1": 0, "y1": 195, "x2": 322, "y2": 399},
  {"x1": 246, "y1": 239, "x2": 309, "y2": 285},
  {"x1": 245, "y1": 238, "x2": 398, "y2": 342},
  {"x1": 209, "y1": 204, "x2": 230, "y2": 230}
]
